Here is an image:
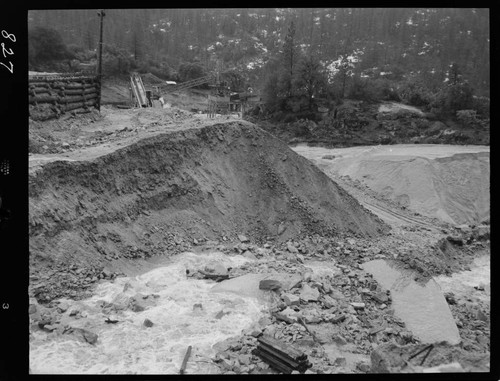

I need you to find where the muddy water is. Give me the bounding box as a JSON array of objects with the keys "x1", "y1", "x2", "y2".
[
  {"x1": 362, "y1": 260, "x2": 461, "y2": 345},
  {"x1": 30, "y1": 252, "x2": 267, "y2": 374}
]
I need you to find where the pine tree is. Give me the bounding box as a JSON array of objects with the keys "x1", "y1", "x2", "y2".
[
  {"x1": 282, "y1": 20, "x2": 297, "y2": 97},
  {"x1": 293, "y1": 55, "x2": 327, "y2": 111}
]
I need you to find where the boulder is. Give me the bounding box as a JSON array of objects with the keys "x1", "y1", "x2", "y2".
[
  {"x1": 472, "y1": 225, "x2": 490, "y2": 241},
  {"x1": 333, "y1": 357, "x2": 347, "y2": 367},
  {"x1": 143, "y1": 318, "x2": 154, "y2": 327},
  {"x1": 242, "y1": 251, "x2": 257, "y2": 260},
  {"x1": 239, "y1": 354, "x2": 251, "y2": 365},
  {"x1": 476, "y1": 309, "x2": 488, "y2": 323},
  {"x1": 57, "y1": 301, "x2": 69, "y2": 313},
  {"x1": 238, "y1": 235, "x2": 250, "y2": 243},
  {"x1": 29, "y1": 304, "x2": 37, "y2": 315},
  {"x1": 205, "y1": 262, "x2": 228, "y2": 275},
  {"x1": 211, "y1": 273, "x2": 269, "y2": 299},
  {"x1": 287, "y1": 243, "x2": 299, "y2": 254},
  {"x1": 129, "y1": 293, "x2": 155, "y2": 312},
  {"x1": 370, "y1": 342, "x2": 487, "y2": 373},
  {"x1": 372, "y1": 292, "x2": 389, "y2": 304},
  {"x1": 275, "y1": 307, "x2": 299, "y2": 323},
  {"x1": 300, "y1": 284, "x2": 320, "y2": 302},
  {"x1": 259, "y1": 279, "x2": 283, "y2": 291},
  {"x1": 110, "y1": 293, "x2": 131, "y2": 311},
  {"x1": 332, "y1": 334, "x2": 347, "y2": 346},
  {"x1": 303, "y1": 313, "x2": 321, "y2": 324},
  {"x1": 350, "y1": 302, "x2": 366, "y2": 310},
  {"x1": 446, "y1": 235, "x2": 463, "y2": 246},
  {"x1": 321, "y1": 295, "x2": 337, "y2": 309},
  {"x1": 283, "y1": 293, "x2": 300, "y2": 306},
  {"x1": 357, "y1": 362, "x2": 371, "y2": 372},
  {"x1": 80, "y1": 329, "x2": 98, "y2": 345},
  {"x1": 102, "y1": 269, "x2": 112, "y2": 278},
  {"x1": 268, "y1": 273, "x2": 302, "y2": 290}
]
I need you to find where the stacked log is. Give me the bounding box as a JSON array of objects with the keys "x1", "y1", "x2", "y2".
[
  {"x1": 28, "y1": 75, "x2": 100, "y2": 121},
  {"x1": 252, "y1": 335, "x2": 312, "y2": 374}
]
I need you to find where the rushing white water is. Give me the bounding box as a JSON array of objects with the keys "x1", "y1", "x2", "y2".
[
  {"x1": 434, "y1": 256, "x2": 490, "y2": 304},
  {"x1": 30, "y1": 251, "x2": 267, "y2": 374}
]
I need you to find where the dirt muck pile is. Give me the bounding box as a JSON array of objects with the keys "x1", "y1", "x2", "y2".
[
  {"x1": 293, "y1": 145, "x2": 490, "y2": 226},
  {"x1": 29, "y1": 121, "x2": 387, "y2": 302}
]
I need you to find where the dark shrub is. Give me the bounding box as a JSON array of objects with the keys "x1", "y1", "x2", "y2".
[{"x1": 29, "y1": 26, "x2": 73, "y2": 63}]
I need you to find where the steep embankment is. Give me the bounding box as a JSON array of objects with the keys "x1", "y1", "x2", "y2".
[{"x1": 29, "y1": 121, "x2": 387, "y2": 302}]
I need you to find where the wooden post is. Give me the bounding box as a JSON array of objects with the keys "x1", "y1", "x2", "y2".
[
  {"x1": 96, "y1": 9, "x2": 106, "y2": 111},
  {"x1": 180, "y1": 345, "x2": 192, "y2": 375}
]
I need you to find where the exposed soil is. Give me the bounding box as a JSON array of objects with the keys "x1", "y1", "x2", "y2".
[
  {"x1": 292, "y1": 144, "x2": 490, "y2": 225},
  {"x1": 28, "y1": 79, "x2": 490, "y2": 375},
  {"x1": 29, "y1": 112, "x2": 387, "y2": 303}
]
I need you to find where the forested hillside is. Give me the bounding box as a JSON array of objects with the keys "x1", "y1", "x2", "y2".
[
  {"x1": 28, "y1": 8, "x2": 489, "y2": 137},
  {"x1": 28, "y1": 9, "x2": 489, "y2": 92}
]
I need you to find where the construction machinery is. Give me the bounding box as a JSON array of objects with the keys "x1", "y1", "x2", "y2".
[
  {"x1": 130, "y1": 72, "x2": 152, "y2": 107},
  {"x1": 129, "y1": 61, "x2": 262, "y2": 114}
]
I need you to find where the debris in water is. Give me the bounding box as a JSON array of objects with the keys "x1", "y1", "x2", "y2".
[
  {"x1": 253, "y1": 335, "x2": 311, "y2": 374},
  {"x1": 180, "y1": 345, "x2": 192, "y2": 375}
]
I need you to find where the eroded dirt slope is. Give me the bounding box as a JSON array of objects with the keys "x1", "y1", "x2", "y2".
[{"x1": 29, "y1": 121, "x2": 387, "y2": 301}]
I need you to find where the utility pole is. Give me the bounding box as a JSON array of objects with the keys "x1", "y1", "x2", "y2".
[{"x1": 96, "y1": 9, "x2": 106, "y2": 111}]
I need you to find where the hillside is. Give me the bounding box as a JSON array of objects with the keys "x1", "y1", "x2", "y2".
[
  {"x1": 28, "y1": 8, "x2": 489, "y2": 95},
  {"x1": 29, "y1": 117, "x2": 388, "y2": 302}
]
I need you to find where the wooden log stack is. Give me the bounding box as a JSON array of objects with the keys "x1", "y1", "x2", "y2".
[
  {"x1": 28, "y1": 74, "x2": 100, "y2": 121},
  {"x1": 252, "y1": 335, "x2": 312, "y2": 374}
]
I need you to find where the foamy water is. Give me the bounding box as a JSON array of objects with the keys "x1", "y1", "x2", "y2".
[
  {"x1": 434, "y1": 255, "x2": 490, "y2": 304},
  {"x1": 30, "y1": 251, "x2": 267, "y2": 374}
]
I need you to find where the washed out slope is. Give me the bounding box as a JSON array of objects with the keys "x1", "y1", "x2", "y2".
[{"x1": 29, "y1": 121, "x2": 387, "y2": 280}]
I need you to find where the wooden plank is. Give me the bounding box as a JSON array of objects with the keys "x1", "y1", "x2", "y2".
[
  {"x1": 61, "y1": 100, "x2": 96, "y2": 112},
  {"x1": 59, "y1": 83, "x2": 97, "y2": 90},
  {"x1": 62, "y1": 88, "x2": 98, "y2": 96},
  {"x1": 255, "y1": 344, "x2": 302, "y2": 369},
  {"x1": 29, "y1": 95, "x2": 59, "y2": 104},
  {"x1": 257, "y1": 335, "x2": 307, "y2": 362},
  {"x1": 29, "y1": 93, "x2": 98, "y2": 105},
  {"x1": 197, "y1": 270, "x2": 229, "y2": 282},
  {"x1": 253, "y1": 348, "x2": 294, "y2": 374},
  {"x1": 29, "y1": 75, "x2": 97, "y2": 82},
  {"x1": 253, "y1": 348, "x2": 293, "y2": 373},
  {"x1": 62, "y1": 93, "x2": 98, "y2": 104},
  {"x1": 179, "y1": 345, "x2": 192, "y2": 375},
  {"x1": 30, "y1": 88, "x2": 52, "y2": 95},
  {"x1": 29, "y1": 83, "x2": 51, "y2": 88}
]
